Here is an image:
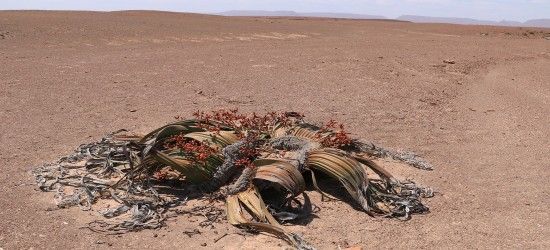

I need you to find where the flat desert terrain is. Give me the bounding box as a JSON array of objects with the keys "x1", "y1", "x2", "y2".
[{"x1": 1, "y1": 11, "x2": 550, "y2": 249}]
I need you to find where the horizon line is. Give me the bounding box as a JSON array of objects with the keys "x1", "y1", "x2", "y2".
[{"x1": 1, "y1": 9, "x2": 549, "y2": 24}]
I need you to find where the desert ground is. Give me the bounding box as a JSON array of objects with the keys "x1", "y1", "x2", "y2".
[{"x1": 1, "y1": 10, "x2": 550, "y2": 249}]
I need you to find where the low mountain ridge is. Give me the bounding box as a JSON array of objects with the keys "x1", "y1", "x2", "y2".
[
  {"x1": 398, "y1": 15, "x2": 550, "y2": 28},
  {"x1": 217, "y1": 10, "x2": 550, "y2": 28},
  {"x1": 218, "y1": 10, "x2": 386, "y2": 20}
]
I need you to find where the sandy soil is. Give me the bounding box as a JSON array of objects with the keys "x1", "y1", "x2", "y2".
[{"x1": 1, "y1": 10, "x2": 550, "y2": 249}]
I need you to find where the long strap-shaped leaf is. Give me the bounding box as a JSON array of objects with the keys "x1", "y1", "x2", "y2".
[
  {"x1": 290, "y1": 124, "x2": 323, "y2": 141},
  {"x1": 281, "y1": 124, "x2": 335, "y2": 143},
  {"x1": 306, "y1": 149, "x2": 373, "y2": 213},
  {"x1": 140, "y1": 120, "x2": 205, "y2": 143},
  {"x1": 139, "y1": 119, "x2": 234, "y2": 143},
  {"x1": 352, "y1": 155, "x2": 395, "y2": 184},
  {"x1": 148, "y1": 150, "x2": 220, "y2": 184},
  {"x1": 226, "y1": 186, "x2": 280, "y2": 226},
  {"x1": 252, "y1": 158, "x2": 306, "y2": 199},
  {"x1": 271, "y1": 122, "x2": 289, "y2": 138},
  {"x1": 184, "y1": 131, "x2": 239, "y2": 151},
  {"x1": 226, "y1": 186, "x2": 315, "y2": 249}
]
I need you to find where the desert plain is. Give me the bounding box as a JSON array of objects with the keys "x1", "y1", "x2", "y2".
[{"x1": 1, "y1": 10, "x2": 550, "y2": 249}]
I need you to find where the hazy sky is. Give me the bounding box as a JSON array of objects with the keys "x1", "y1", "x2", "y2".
[{"x1": 1, "y1": 0, "x2": 549, "y2": 22}]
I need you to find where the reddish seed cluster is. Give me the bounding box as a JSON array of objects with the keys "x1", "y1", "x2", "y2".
[
  {"x1": 163, "y1": 133, "x2": 218, "y2": 166},
  {"x1": 165, "y1": 131, "x2": 259, "y2": 169},
  {"x1": 234, "y1": 158, "x2": 254, "y2": 168},
  {"x1": 153, "y1": 171, "x2": 168, "y2": 180},
  {"x1": 167, "y1": 110, "x2": 353, "y2": 172},
  {"x1": 192, "y1": 109, "x2": 302, "y2": 135},
  {"x1": 236, "y1": 134, "x2": 261, "y2": 168},
  {"x1": 317, "y1": 120, "x2": 354, "y2": 148}
]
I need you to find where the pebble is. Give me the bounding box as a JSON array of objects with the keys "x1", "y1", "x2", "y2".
[{"x1": 443, "y1": 59, "x2": 456, "y2": 64}]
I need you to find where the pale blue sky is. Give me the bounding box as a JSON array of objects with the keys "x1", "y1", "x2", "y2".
[{"x1": 1, "y1": 0, "x2": 549, "y2": 22}]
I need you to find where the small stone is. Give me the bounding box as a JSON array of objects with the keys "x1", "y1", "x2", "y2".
[
  {"x1": 129, "y1": 109, "x2": 137, "y2": 112},
  {"x1": 443, "y1": 59, "x2": 455, "y2": 64},
  {"x1": 95, "y1": 240, "x2": 106, "y2": 244},
  {"x1": 201, "y1": 243, "x2": 207, "y2": 247}
]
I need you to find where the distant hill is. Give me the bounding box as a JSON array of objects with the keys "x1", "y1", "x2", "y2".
[
  {"x1": 297, "y1": 12, "x2": 386, "y2": 20},
  {"x1": 523, "y1": 19, "x2": 550, "y2": 28},
  {"x1": 398, "y1": 15, "x2": 497, "y2": 25},
  {"x1": 219, "y1": 10, "x2": 300, "y2": 17},
  {"x1": 217, "y1": 11, "x2": 550, "y2": 28},
  {"x1": 397, "y1": 15, "x2": 550, "y2": 28},
  {"x1": 498, "y1": 20, "x2": 523, "y2": 26},
  {"x1": 218, "y1": 10, "x2": 386, "y2": 20}
]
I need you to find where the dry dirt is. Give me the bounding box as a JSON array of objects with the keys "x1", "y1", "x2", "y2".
[{"x1": 1, "y1": 10, "x2": 550, "y2": 249}]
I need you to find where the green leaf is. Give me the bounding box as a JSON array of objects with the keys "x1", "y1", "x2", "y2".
[
  {"x1": 184, "y1": 131, "x2": 239, "y2": 150},
  {"x1": 140, "y1": 119, "x2": 234, "y2": 143},
  {"x1": 148, "y1": 150, "x2": 215, "y2": 184}
]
